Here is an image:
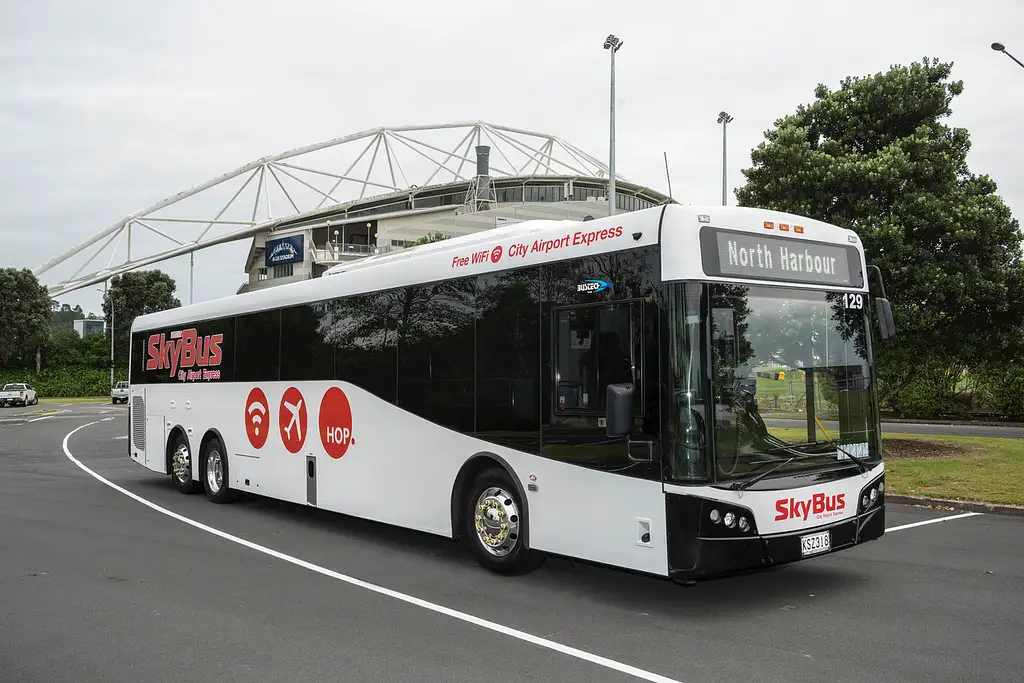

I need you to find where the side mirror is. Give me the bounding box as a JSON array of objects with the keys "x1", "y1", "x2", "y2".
[
  {"x1": 606, "y1": 383, "x2": 635, "y2": 437},
  {"x1": 874, "y1": 297, "x2": 896, "y2": 340}
]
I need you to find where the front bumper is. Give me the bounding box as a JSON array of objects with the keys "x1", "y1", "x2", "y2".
[{"x1": 666, "y1": 497, "x2": 885, "y2": 581}]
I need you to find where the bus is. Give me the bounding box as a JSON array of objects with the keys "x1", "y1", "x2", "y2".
[{"x1": 127, "y1": 203, "x2": 895, "y2": 582}]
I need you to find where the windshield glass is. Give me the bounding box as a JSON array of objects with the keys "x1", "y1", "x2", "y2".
[
  {"x1": 664, "y1": 282, "x2": 881, "y2": 485},
  {"x1": 3, "y1": 384, "x2": 22, "y2": 391}
]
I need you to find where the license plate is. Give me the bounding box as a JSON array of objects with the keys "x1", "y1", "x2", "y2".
[{"x1": 800, "y1": 530, "x2": 831, "y2": 557}]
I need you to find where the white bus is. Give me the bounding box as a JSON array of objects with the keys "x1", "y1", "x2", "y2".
[{"x1": 127, "y1": 203, "x2": 895, "y2": 582}]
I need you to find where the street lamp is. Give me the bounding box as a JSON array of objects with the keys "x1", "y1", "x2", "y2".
[
  {"x1": 717, "y1": 111, "x2": 734, "y2": 206},
  {"x1": 604, "y1": 34, "x2": 623, "y2": 215},
  {"x1": 992, "y1": 42, "x2": 1024, "y2": 70},
  {"x1": 97, "y1": 283, "x2": 114, "y2": 388}
]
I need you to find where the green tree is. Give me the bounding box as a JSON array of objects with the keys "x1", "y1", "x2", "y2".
[
  {"x1": 43, "y1": 326, "x2": 87, "y2": 366},
  {"x1": 50, "y1": 302, "x2": 85, "y2": 329},
  {"x1": 102, "y1": 270, "x2": 181, "y2": 365},
  {"x1": 735, "y1": 57, "x2": 1024, "y2": 415},
  {"x1": 0, "y1": 268, "x2": 53, "y2": 370}
]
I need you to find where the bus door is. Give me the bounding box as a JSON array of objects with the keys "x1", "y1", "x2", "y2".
[{"x1": 541, "y1": 298, "x2": 660, "y2": 480}]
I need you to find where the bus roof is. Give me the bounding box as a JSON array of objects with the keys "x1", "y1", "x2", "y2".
[{"x1": 132, "y1": 204, "x2": 860, "y2": 333}]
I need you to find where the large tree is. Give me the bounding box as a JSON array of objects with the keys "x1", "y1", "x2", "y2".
[
  {"x1": 102, "y1": 270, "x2": 181, "y2": 365},
  {"x1": 0, "y1": 268, "x2": 53, "y2": 370},
  {"x1": 735, "y1": 57, "x2": 1024, "y2": 414}
]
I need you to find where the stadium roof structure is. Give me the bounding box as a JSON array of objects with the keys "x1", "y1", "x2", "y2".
[{"x1": 34, "y1": 121, "x2": 644, "y2": 298}]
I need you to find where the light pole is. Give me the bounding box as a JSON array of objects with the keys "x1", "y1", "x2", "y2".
[
  {"x1": 717, "y1": 111, "x2": 734, "y2": 205},
  {"x1": 992, "y1": 42, "x2": 1024, "y2": 70},
  {"x1": 604, "y1": 34, "x2": 623, "y2": 215},
  {"x1": 98, "y1": 283, "x2": 114, "y2": 388}
]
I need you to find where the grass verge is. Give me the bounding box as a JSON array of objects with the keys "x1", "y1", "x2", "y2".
[
  {"x1": 38, "y1": 397, "x2": 107, "y2": 404},
  {"x1": 768, "y1": 427, "x2": 1023, "y2": 506}
]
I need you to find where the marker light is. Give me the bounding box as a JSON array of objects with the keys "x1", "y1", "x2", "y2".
[
  {"x1": 794, "y1": 225, "x2": 804, "y2": 234},
  {"x1": 763, "y1": 222, "x2": 774, "y2": 230},
  {"x1": 779, "y1": 223, "x2": 790, "y2": 232}
]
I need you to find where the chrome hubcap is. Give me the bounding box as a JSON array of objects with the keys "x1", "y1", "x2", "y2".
[
  {"x1": 474, "y1": 487, "x2": 520, "y2": 557},
  {"x1": 172, "y1": 443, "x2": 191, "y2": 483},
  {"x1": 206, "y1": 450, "x2": 223, "y2": 494}
]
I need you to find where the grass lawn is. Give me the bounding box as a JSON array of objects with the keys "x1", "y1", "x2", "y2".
[
  {"x1": 39, "y1": 397, "x2": 107, "y2": 404},
  {"x1": 768, "y1": 427, "x2": 1023, "y2": 506}
]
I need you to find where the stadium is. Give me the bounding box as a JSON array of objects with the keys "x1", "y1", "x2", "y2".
[{"x1": 33, "y1": 122, "x2": 672, "y2": 299}]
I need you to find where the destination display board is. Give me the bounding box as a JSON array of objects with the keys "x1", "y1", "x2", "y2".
[{"x1": 699, "y1": 227, "x2": 864, "y2": 287}]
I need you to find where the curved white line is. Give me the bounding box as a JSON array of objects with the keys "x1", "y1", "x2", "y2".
[{"x1": 61, "y1": 421, "x2": 685, "y2": 683}]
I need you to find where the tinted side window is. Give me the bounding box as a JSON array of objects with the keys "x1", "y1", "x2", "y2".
[
  {"x1": 397, "y1": 279, "x2": 475, "y2": 432},
  {"x1": 476, "y1": 267, "x2": 541, "y2": 453},
  {"x1": 281, "y1": 303, "x2": 335, "y2": 381},
  {"x1": 235, "y1": 310, "x2": 280, "y2": 382},
  {"x1": 333, "y1": 292, "x2": 398, "y2": 403}
]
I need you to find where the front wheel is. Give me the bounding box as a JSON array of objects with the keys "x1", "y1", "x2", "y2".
[{"x1": 464, "y1": 467, "x2": 545, "y2": 575}]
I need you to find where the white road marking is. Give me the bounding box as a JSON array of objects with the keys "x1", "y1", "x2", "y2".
[
  {"x1": 28, "y1": 415, "x2": 53, "y2": 422},
  {"x1": 61, "y1": 421, "x2": 685, "y2": 683},
  {"x1": 886, "y1": 512, "x2": 983, "y2": 532}
]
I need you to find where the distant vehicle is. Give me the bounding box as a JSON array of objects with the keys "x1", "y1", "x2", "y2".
[
  {"x1": 111, "y1": 381, "x2": 129, "y2": 404},
  {"x1": 126, "y1": 204, "x2": 896, "y2": 583},
  {"x1": 0, "y1": 383, "x2": 38, "y2": 407}
]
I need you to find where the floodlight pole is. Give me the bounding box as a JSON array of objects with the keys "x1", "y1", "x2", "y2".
[
  {"x1": 604, "y1": 34, "x2": 623, "y2": 215},
  {"x1": 992, "y1": 42, "x2": 1024, "y2": 69},
  {"x1": 717, "y1": 111, "x2": 734, "y2": 205}
]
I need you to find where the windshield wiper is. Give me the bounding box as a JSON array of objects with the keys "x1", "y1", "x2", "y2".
[
  {"x1": 731, "y1": 441, "x2": 868, "y2": 491},
  {"x1": 731, "y1": 454, "x2": 806, "y2": 490}
]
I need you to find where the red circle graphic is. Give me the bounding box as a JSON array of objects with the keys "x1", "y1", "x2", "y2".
[
  {"x1": 278, "y1": 386, "x2": 307, "y2": 454},
  {"x1": 244, "y1": 387, "x2": 270, "y2": 449},
  {"x1": 490, "y1": 245, "x2": 503, "y2": 263},
  {"x1": 319, "y1": 386, "x2": 354, "y2": 459}
]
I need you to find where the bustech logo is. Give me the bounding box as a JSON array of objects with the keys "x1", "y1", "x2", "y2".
[
  {"x1": 577, "y1": 279, "x2": 613, "y2": 293},
  {"x1": 146, "y1": 328, "x2": 224, "y2": 381},
  {"x1": 775, "y1": 492, "x2": 846, "y2": 521}
]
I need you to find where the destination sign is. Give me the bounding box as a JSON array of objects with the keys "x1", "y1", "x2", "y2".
[{"x1": 699, "y1": 227, "x2": 863, "y2": 287}]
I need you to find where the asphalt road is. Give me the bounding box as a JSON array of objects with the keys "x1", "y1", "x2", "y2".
[
  {"x1": 764, "y1": 417, "x2": 1024, "y2": 439},
  {"x1": 2, "y1": 404, "x2": 1022, "y2": 683}
]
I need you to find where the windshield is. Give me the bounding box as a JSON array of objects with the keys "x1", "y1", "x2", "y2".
[
  {"x1": 3, "y1": 384, "x2": 23, "y2": 391},
  {"x1": 664, "y1": 282, "x2": 881, "y2": 485}
]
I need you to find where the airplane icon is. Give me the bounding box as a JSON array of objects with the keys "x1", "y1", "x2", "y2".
[{"x1": 283, "y1": 399, "x2": 303, "y2": 441}]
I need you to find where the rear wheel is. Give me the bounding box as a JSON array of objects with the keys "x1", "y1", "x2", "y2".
[
  {"x1": 202, "y1": 437, "x2": 235, "y2": 504},
  {"x1": 170, "y1": 434, "x2": 201, "y2": 494},
  {"x1": 464, "y1": 467, "x2": 545, "y2": 575}
]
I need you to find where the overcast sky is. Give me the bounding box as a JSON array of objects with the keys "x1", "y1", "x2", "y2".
[{"x1": 3, "y1": 0, "x2": 1023, "y2": 315}]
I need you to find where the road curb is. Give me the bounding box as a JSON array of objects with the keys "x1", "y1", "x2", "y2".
[{"x1": 889, "y1": 494, "x2": 1024, "y2": 517}]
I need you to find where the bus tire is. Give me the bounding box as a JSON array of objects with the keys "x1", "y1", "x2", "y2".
[
  {"x1": 201, "y1": 436, "x2": 236, "y2": 504},
  {"x1": 464, "y1": 467, "x2": 544, "y2": 575},
  {"x1": 170, "y1": 433, "x2": 201, "y2": 494}
]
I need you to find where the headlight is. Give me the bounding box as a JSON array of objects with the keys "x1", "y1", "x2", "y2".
[
  {"x1": 858, "y1": 475, "x2": 885, "y2": 513},
  {"x1": 700, "y1": 499, "x2": 757, "y2": 537}
]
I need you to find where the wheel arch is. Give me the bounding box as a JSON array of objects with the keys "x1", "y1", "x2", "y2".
[{"x1": 450, "y1": 451, "x2": 531, "y2": 547}]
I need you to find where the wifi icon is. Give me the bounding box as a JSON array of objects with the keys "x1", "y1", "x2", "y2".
[
  {"x1": 245, "y1": 387, "x2": 270, "y2": 449},
  {"x1": 248, "y1": 401, "x2": 266, "y2": 435}
]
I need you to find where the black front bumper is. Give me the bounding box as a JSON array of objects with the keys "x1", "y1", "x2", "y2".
[{"x1": 666, "y1": 496, "x2": 886, "y2": 581}]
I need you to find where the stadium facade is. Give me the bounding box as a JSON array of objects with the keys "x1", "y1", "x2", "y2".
[{"x1": 238, "y1": 145, "x2": 670, "y2": 293}]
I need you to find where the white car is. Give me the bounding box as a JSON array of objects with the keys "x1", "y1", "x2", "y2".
[
  {"x1": 0, "y1": 383, "x2": 38, "y2": 407},
  {"x1": 111, "y1": 381, "x2": 129, "y2": 404}
]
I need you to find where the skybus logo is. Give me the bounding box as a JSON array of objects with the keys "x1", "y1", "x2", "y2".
[
  {"x1": 146, "y1": 328, "x2": 224, "y2": 379},
  {"x1": 775, "y1": 492, "x2": 846, "y2": 521}
]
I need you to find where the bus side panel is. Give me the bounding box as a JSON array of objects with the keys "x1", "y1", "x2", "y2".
[{"x1": 507, "y1": 455, "x2": 670, "y2": 577}]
